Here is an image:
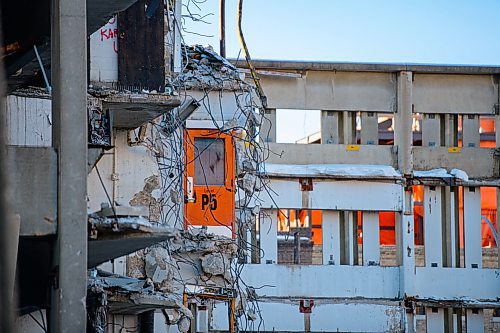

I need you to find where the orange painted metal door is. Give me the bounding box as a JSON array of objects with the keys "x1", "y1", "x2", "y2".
[{"x1": 184, "y1": 129, "x2": 235, "y2": 231}]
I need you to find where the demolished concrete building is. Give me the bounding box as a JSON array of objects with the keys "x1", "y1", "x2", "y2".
[{"x1": 1, "y1": 0, "x2": 500, "y2": 332}]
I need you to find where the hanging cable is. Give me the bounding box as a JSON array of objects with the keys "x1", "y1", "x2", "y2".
[{"x1": 236, "y1": 0, "x2": 267, "y2": 109}]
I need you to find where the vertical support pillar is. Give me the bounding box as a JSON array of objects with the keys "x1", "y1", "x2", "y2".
[
  {"x1": 0, "y1": 13, "x2": 16, "y2": 330},
  {"x1": 449, "y1": 188, "x2": 459, "y2": 267},
  {"x1": 466, "y1": 309, "x2": 484, "y2": 333},
  {"x1": 260, "y1": 108, "x2": 276, "y2": 143},
  {"x1": 424, "y1": 186, "x2": 443, "y2": 267},
  {"x1": 260, "y1": 209, "x2": 277, "y2": 264},
  {"x1": 360, "y1": 112, "x2": 378, "y2": 145},
  {"x1": 320, "y1": 110, "x2": 341, "y2": 144},
  {"x1": 422, "y1": 114, "x2": 441, "y2": 147},
  {"x1": 401, "y1": 187, "x2": 415, "y2": 294},
  {"x1": 322, "y1": 211, "x2": 341, "y2": 265},
  {"x1": 442, "y1": 187, "x2": 454, "y2": 268},
  {"x1": 342, "y1": 111, "x2": 356, "y2": 144},
  {"x1": 463, "y1": 187, "x2": 482, "y2": 269},
  {"x1": 444, "y1": 114, "x2": 458, "y2": 147},
  {"x1": 395, "y1": 71, "x2": 413, "y2": 175},
  {"x1": 173, "y1": 0, "x2": 182, "y2": 73},
  {"x1": 462, "y1": 115, "x2": 480, "y2": 148},
  {"x1": 348, "y1": 212, "x2": 358, "y2": 265},
  {"x1": 426, "y1": 308, "x2": 445, "y2": 333},
  {"x1": 496, "y1": 111, "x2": 500, "y2": 268},
  {"x1": 51, "y1": 0, "x2": 88, "y2": 330},
  {"x1": 362, "y1": 212, "x2": 380, "y2": 265}
]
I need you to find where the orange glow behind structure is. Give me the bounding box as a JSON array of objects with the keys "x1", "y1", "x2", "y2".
[{"x1": 184, "y1": 129, "x2": 235, "y2": 235}]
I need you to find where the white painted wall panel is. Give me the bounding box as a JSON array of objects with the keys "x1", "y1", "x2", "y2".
[
  {"x1": 463, "y1": 187, "x2": 482, "y2": 269},
  {"x1": 322, "y1": 211, "x2": 341, "y2": 265},
  {"x1": 310, "y1": 303, "x2": 403, "y2": 332},
  {"x1": 426, "y1": 307, "x2": 445, "y2": 333},
  {"x1": 363, "y1": 212, "x2": 380, "y2": 266},
  {"x1": 424, "y1": 186, "x2": 443, "y2": 267},
  {"x1": 259, "y1": 210, "x2": 278, "y2": 264},
  {"x1": 5, "y1": 95, "x2": 52, "y2": 146},
  {"x1": 90, "y1": 16, "x2": 118, "y2": 83},
  {"x1": 212, "y1": 301, "x2": 403, "y2": 332}
]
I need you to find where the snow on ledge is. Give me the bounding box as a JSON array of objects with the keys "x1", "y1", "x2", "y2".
[
  {"x1": 261, "y1": 164, "x2": 401, "y2": 179},
  {"x1": 261, "y1": 164, "x2": 470, "y2": 181}
]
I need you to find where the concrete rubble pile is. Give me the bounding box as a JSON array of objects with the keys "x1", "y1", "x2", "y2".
[{"x1": 176, "y1": 44, "x2": 248, "y2": 91}]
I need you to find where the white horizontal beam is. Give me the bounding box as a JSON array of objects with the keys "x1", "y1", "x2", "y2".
[
  {"x1": 414, "y1": 267, "x2": 500, "y2": 301},
  {"x1": 256, "y1": 179, "x2": 403, "y2": 211},
  {"x1": 240, "y1": 264, "x2": 400, "y2": 299},
  {"x1": 413, "y1": 74, "x2": 498, "y2": 115}
]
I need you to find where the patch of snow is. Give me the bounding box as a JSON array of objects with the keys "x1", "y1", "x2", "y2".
[
  {"x1": 413, "y1": 168, "x2": 451, "y2": 178},
  {"x1": 450, "y1": 169, "x2": 469, "y2": 181}
]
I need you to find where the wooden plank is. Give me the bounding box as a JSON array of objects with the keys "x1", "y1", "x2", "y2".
[{"x1": 118, "y1": 0, "x2": 165, "y2": 91}]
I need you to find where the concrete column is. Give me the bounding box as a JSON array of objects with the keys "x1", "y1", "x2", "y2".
[
  {"x1": 422, "y1": 114, "x2": 441, "y2": 147},
  {"x1": 342, "y1": 111, "x2": 356, "y2": 144},
  {"x1": 395, "y1": 71, "x2": 413, "y2": 175},
  {"x1": 496, "y1": 113, "x2": 500, "y2": 268},
  {"x1": 260, "y1": 209, "x2": 277, "y2": 264},
  {"x1": 466, "y1": 309, "x2": 484, "y2": 333},
  {"x1": 401, "y1": 188, "x2": 415, "y2": 295},
  {"x1": 462, "y1": 115, "x2": 480, "y2": 148},
  {"x1": 260, "y1": 108, "x2": 276, "y2": 143},
  {"x1": 360, "y1": 112, "x2": 378, "y2": 145},
  {"x1": 442, "y1": 187, "x2": 456, "y2": 268},
  {"x1": 463, "y1": 187, "x2": 482, "y2": 269},
  {"x1": 322, "y1": 211, "x2": 341, "y2": 265},
  {"x1": 424, "y1": 186, "x2": 443, "y2": 267},
  {"x1": 0, "y1": 12, "x2": 16, "y2": 331},
  {"x1": 320, "y1": 111, "x2": 341, "y2": 144},
  {"x1": 51, "y1": 0, "x2": 88, "y2": 330},
  {"x1": 444, "y1": 114, "x2": 458, "y2": 147},
  {"x1": 173, "y1": 0, "x2": 182, "y2": 73},
  {"x1": 346, "y1": 212, "x2": 357, "y2": 265},
  {"x1": 362, "y1": 212, "x2": 380, "y2": 266},
  {"x1": 426, "y1": 308, "x2": 445, "y2": 333}
]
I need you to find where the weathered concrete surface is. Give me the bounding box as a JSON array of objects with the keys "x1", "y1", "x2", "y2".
[
  {"x1": 7, "y1": 146, "x2": 57, "y2": 236},
  {"x1": 413, "y1": 147, "x2": 499, "y2": 179},
  {"x1": 265, "y1": 143, "x2": 397, "y2": 166}
]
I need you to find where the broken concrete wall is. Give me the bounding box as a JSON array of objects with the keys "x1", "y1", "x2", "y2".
[{"x1": 3, "y1": 93, "x2": 52, "y2": 147}]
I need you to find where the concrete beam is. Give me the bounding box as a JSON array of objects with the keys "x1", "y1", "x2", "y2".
[
  {"x1": 259, "y1": 71, "x2": 397, "y2": 111},
  {"x1": 413, "y1": 74, "x2": 498, "y2": 115},
  {"x1": 240, "y1": 264, "x2": 400, "y2": 299},
  {"x1": 232, "y1": 59, "x2": 500, "y2": 75},
  {"x1": 413, "y1": 147, "x2": 498, "y2": 178},
  {"x1": 266, "y1": 143, "x2": 397, "y2": 166},
  {"x1": 51, "y1": 0, "x2": 88, "y2": 330},
  {"x1": 414, "y1": 267, "x2": 500, "y2": 301},
  {"x1": 259, "y1": 108, "x2": 276, "y2": 143},
  {"x1": 256, "y1": 179, "x2": 403, "y2": 211}
]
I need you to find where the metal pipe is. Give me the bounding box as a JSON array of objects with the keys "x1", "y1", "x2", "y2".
[
  {"x1": 33, "y1": 45, "x2": 52, "y2": 94},
  {"x1": 219, "y1": 0, "x2": 226, "y2": 57}
]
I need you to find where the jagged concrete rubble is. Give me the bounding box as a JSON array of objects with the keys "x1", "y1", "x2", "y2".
[{"x1": 176, "y1": 45, "x2": 248, "y2": 91}]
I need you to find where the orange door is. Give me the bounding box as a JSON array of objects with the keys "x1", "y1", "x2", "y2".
[{"x1": 184, "y1": 129, "x2": 235, "y2": 233}]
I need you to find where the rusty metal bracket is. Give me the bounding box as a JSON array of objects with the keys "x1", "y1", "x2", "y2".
[{"x1": 299, "y1": 178, "x2": 313, "y2": 191}]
